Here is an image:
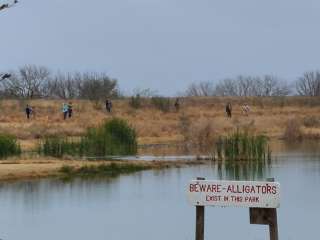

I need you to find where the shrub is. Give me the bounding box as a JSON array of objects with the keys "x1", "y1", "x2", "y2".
[
  {"x1": 82, "y1": 118, "x2": 137, "y2": 156},
  {"x1": 283, "y1": 118, "x2": 302, "y2": 141},
  {"x1": 0, "y1": 134, "x2": 21, "y2": 159},
  {"x1": 303, "y1": 116, "x2": 320, "y2": 128},
  {"x1": 129, "y1": 94, "x2": 142, "y2": 109},
  {"x1": 151, "y1": 97, "x2": 171, "y2": 112},
  {"x1": 39, "y1": 118, "x2": 137, "y2": 158}
]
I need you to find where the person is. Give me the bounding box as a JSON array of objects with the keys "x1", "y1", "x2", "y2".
[
  {"x1": 62, "y1": 103, "x2": 68, "y2": 120},
  {"x1": 106, "y1": 99, "x2": 112, "y2": 113},
  {"x1": 226, "y1": 102, "x2": 232, "y2": 118},
  {"x1": 25, "y1": 104, "x2": 32, "y2": 119},
  {"x1": 242, "y1": 103, "x2": 250, "y2": 116},
  {"x1": 68, "y1": 102, "x2": 73, "y2": 118},
  {"x1": 174, "y1": 98, "x2": 180, "y2": 112},
  {"x1": 105, "y1": 99, "x2": 110, "y2": 112}
]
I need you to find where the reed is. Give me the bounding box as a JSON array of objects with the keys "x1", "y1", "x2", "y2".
[
  {"x1": 38, "y1": 118, "x2": 137, "y2": 158},
  {"x1": 0, "y1": 134, "x2": 21, "y2": 159},
  {"x1": 81, "y1": 118, "x2": 137, "y2": 156},
  {"x1": 215, "y1": 130, "x2": 271, "y2": 162},
  {"x1": 38, "y1": 137, "x2": 79, "y2": 158}
]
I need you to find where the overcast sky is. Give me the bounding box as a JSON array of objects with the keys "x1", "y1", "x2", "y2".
[{"x1": 1, "y1": 0, "x2": 320, "y2": 95}]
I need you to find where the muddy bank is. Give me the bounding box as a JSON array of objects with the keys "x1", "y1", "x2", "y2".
[{"x1": 0, "y1": 158, "x2": 207, "y2": 182}]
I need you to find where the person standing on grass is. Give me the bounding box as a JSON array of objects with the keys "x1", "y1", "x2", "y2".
[
  {"x1": 226, "y1": 102, "x2": 232, "y2": 118},
  {"x1": 174, "y1": 98, "x2": 180, "y2": 112},
  {"x1": 62, "y1": 103, "x2": 68, "y2": 120},
  {"x1": 105, "y1": 99, "x2": 110, "y2": 112},
  {"x1": 25, "y1": 104, "x2": 32, "y2": 119},
  {"x1": 68, "y1": 102, "x2": 73, "y2": 118},
  {"x1": 106, "y1": 99, "x2": 112, "y2": 113}
]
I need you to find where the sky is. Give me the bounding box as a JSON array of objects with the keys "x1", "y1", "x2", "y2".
[{"x1": 1, "y1": 0, "x2": 320, "y2": 96}]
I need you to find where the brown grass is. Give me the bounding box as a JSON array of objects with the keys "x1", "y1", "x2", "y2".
[{"x1": 0, "y1": 97, "x2": 319, "y2": 150}]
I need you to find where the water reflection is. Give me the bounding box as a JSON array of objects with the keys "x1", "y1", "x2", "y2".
[
  {"x1": 0, "y1": 144, "x2": 319, "y2": 240},
  {"x1": 210, "y1": 159, "x2": 271, "y2": 181}
]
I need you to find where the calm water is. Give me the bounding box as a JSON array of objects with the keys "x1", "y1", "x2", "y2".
[{"x1": 0, "y1": 143, "x2": 319, "y2": 240}]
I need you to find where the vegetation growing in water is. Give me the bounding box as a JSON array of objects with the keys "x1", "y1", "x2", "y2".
[
  {"x1": 0, "y1": 134, "x2": 21, "y2": 159},
  {"x1": 82, "y1": 118, "x2": 137, "y2": 156},
  {"x1": 59, "y1": 162, "x2": 149, "y2": 178},
  {"x1": 215, "y1": 131, "x2": 271, "y2": 162},
  {"x1": 38, "y1": 137, "x2": 80, "y2": 158},
  {"x1": 38, "y1": 118, "x2": 137, "y2": 158}
]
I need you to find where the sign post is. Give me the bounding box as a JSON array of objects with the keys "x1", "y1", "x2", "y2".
[
  {"x1": 249, "y1": 178, "x2": 279, "y2": 240},
  {"x1": 195, "y1": 177, "x2": 205, "y2": 240},
  {"x1": 187, "y1": 178, "x2": 280, "y2": 240}
]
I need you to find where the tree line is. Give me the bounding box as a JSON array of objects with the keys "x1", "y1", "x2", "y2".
[
  {"x1": 185, "y1": 72, "x2": 320, "y2": 97},
  {"x1": 1, "y1": 65, "x2": 320, "y2": 99},
  {"x1": 0, "y1": 65, "x2": 119, "y2": 101}
]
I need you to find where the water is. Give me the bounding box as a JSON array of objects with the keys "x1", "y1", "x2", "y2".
[{"x1": 0, "y1": 143, "x2": 319, "y2": 240}]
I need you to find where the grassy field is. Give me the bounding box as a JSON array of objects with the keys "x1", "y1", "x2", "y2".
[{"x1": 0, "y1": 97, "x2": 319, "y2": 151}]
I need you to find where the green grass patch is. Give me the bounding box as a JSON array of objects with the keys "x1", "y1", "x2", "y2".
[
  {"x1": 39, "y1": 118, "x2": 137, "y2": 158},
  {"x1": 215, "y1": 130, "x2": 271, "y2": 162},
  {"x1": 0, "y1": 134, "x2": 21, "y2": 159}
]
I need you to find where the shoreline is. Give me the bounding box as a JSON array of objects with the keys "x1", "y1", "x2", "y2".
[{"x1": 0, "y1": 158, "x2": 207, "y2": 182}]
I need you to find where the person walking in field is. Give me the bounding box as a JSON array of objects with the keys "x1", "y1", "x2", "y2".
[
  {"x1": 62, "y1": 103, "x2": 68, "y2": 120},
  {"x1": 174, "y1": 98, "x2": 180, "y2": 112},
  {"x1": 226, "y1": 102, "x2": 232, "y2": 118},
  {"x1": 25, "y1": 104, "x2": 32, "y2": 119},
  {"x1": 106, "y1": 99, "x2": 112, "y2": 113},
  {"x1": 242, "y1": 103, "x2": 250, "y2": 116},
  {"x1": 68, "y1": 102, "x2": 73, "y2": 118}
]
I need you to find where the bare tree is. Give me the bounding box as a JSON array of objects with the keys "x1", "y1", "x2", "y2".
[
  {"x1": 214, "y1": 78, "x2": 239, "y2": 96},
  {"x1": 47, "y1": 72, "x2": 80, "y2": 99},
  {"x1": 185, "y1": 81, "x2": 215, "y2": 96},
  {"x1": 78, "y1": 72, "x2": 118, "y2": 102},
  {"x1": 296, "y1": 71, "x2": 320, "y2": 96},
  {"x1": 213, "y1": 75, "x2": 290, "y2": 97},
  {"x1": 1, "y1": 65, "x2": 50, "y2": 98}
]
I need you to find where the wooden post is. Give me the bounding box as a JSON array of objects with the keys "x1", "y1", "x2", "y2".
[
  {"x1": 249, "y1": 178, "x2": 279, "y2": 240},
  {"x1": 195, "y1": 177, "x2": 205, "y2": 240},
  {"x1": 267, "y1": 178, "x2": 279, "y2": 240}
]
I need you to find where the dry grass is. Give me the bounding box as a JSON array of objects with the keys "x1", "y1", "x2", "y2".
[{"x1": 0, "y1": 97, "x2": 319, "y2": 150}]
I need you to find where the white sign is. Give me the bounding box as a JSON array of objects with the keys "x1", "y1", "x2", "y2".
[{"x1": 187, "y1": 180, "x2": 280, "y2": 208}]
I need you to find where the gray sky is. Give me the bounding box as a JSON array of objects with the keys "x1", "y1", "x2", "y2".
[{"x1": 1, "y1": 0, "x2": 320, "y2": 95}]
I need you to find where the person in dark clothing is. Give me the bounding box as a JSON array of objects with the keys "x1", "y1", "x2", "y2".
[
  {"x1": 226, "y1": 102, "x2": 232, "y2": 118},
  {"x1": 25, "y1": 104, "x2": 32, "y2": 119},
  {"x1": 105, "y1": 99, "x2": 109, "y2": 111},
  {"x1": 106, "y1": 99, "x2": 112, "y2": 113},
  {"x1": 174, "y1": 98, "x2": 180, "y2": 112},
  {"x1": 68, "y1": 102, "x2": 73, "y2": 118}
]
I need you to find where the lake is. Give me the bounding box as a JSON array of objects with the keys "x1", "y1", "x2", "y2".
[{"x1": 0, "y1": 141, "x2": 319, "y2": 240}]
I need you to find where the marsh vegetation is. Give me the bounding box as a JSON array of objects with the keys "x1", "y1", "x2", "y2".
[{"x1": 38, "y1": 118, "x2": 137, "y2": 158}]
